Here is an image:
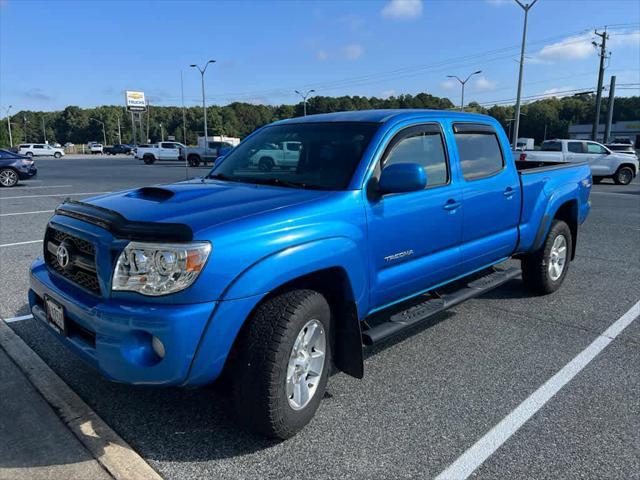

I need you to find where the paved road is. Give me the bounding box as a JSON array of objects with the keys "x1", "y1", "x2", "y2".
[{"x1": 1, "y1": 157, "x2": 638, "y2": 479}]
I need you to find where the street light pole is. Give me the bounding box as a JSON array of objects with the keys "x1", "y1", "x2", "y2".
[
  {"x1": 294, "y1": 89, "x2": 316, "y2": 116},
  {"x1": 116, "y1": 115, "x2": 122, "y2": 144},
  {"x1": 42, "y1": 114, "x2": 47, "y2": 143},
  {"x1": 5, "y1": 106, "x2": 12, "y2": 148},
  {"x1": 90, "y1": 118, "x2": 107, "y2": 146},
  {"x1": 446, "y1": 71, "x2": 482, "y2": 111},
  {"x1": 191, "y1": 60, "x2": 216, "y2": 148},
  {"x1": 160, "y1": 123, "x2": 164, "y2": 142},
  {"x1": 512, "y1": 0, "x2": 538, "y2": 149}
]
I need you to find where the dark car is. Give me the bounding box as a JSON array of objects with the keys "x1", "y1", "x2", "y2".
[
  {"x1": 104, "y1": 144, "x2": 133, "y2": 155},
  {"x1": 0, "y1": 149, "x2": 38, "y2": 187}
]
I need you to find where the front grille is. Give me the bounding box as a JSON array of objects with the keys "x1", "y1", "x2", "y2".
[{"x1": 44, "y1": 227, "x2": 101, "y2": 294}]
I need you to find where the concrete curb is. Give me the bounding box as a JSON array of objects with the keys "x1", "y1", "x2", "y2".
[{"x1": 0, "y1": 319, "x2": 163, "y2": 480}]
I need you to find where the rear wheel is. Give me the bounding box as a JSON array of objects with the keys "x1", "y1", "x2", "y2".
[
  {"x1": 188, "y1": 155, "x2": 201, "y2": 167},
  {"x1": 258, "y1": 156, "x2": 275, "y2": 172},
  {"x1": 0, "y1": 168, "x2": 19, "y2": 187},
  {"x1": 521, "y1": 219, "x2": 572, "y2": 295},
  {"x1": 614, "y1": 166, "x2": 634, "y2": 185},
  {"x1": 26, "y1": 152, "x2": 33, "y2": 157},
  {"x1": 54, "y1": 152, "x2": 62, "y2": 159},
  {"x1": 231, "y1": 289, "x2": 331, "y2": 439},
  {"x1": 143, "y1": 155, "x2": 156, "y2": 165}
]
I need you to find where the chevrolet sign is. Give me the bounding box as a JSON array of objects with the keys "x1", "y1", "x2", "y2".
[{"x1": 125, "y1": 91, "x2": 147, "y2": 112}]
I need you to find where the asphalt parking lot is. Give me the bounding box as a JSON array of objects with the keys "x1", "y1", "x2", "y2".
[{"x1": 1, "y1": 156, "x2": 639, "y2": 480}]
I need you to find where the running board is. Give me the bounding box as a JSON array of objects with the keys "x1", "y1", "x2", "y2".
[{"x1": 362, "y1": 267, "x2": 521, "y2": 346}]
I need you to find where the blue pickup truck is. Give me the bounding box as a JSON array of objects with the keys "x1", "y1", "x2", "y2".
[{"x1": 29, "y1": 110, "x2": 591, "y2": 438}]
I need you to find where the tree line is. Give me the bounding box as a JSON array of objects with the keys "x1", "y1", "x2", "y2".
[{"x1": 1, "y1": 93, "x2": 638, "y2": 148}]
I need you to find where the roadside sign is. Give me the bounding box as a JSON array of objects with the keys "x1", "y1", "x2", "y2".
[{"x1": 125, "y1": 91, "x2": 147, "y2": 112}]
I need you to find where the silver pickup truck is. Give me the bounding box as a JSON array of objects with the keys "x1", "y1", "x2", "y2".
[{"x1": 516, "y1": 139, "x2": 638, "y2": 185}]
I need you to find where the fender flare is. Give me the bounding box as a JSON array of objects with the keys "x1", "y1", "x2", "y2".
[{"x1": 533, "y1": 187, "x2": 579, "y2": 254}]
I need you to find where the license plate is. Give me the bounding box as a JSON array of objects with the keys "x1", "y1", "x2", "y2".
[{"x1": 45, "y1": 296, "x2": 66, "y2": 335}]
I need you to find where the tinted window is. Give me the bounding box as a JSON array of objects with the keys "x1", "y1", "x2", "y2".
[
  {"x1": 161, "y1": 143, "x2": 175, "y2": 149},
  {"x1": 19, "y1": 144, "x2": 29, "y2": 149},
  {"x1": 541, "y1": 141, "x2": 562, "y2": 152},
  {"x1": 567, "y1": 142, "x2": 583, "y2": 153},
  {"x1": 586, "y1": 142, "x2": 607, "y2": 154},
  {"x1": 454, "y1": 132, "x2": 504, "y2": 180},
  {"x1": 384, "y1": 129, "x2": 448, "y2": 187},
  {"x1": 34, "y1": 145, "x2": 44, "y2": 149},
  {"x1": 210, "y1": 122, "x2": 379, "y2": 190}
]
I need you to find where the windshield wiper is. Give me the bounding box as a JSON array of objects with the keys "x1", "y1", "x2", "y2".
[{"x1": 248, "y1": 177, "x2": 324, "y2": 190}]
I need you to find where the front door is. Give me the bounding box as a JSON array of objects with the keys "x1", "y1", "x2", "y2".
[
  {"x1": 452, "y1": 123, "x2": 521, "y2": 273},
  {"x1": 366, "y1": 123, "x2": 463, "y2": 310},
  {"x1": 585, "y1": 141, "x2": 614, "y2": 176}
]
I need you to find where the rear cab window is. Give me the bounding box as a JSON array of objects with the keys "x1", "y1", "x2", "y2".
[
  {"x1": 567, "y1": 142, "x2": 584, "y2": 153},
  {"x1": 453, "y1": 123, "x2": 504, "y2": 181},
  {"x1": 541, "y1": 141, "x2": 562, "y2": 152}
]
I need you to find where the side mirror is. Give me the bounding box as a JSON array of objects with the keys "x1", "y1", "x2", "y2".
[{"x1": 378, "y1": 163, "x2": 426, "y2": 194}]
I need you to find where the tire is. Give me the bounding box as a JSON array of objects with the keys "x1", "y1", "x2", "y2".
[
  {"x1": 521, "y1": 219, "x2": 572, "y2": 295},
  {"x1": 54, "y1": 152, "x2": 62, "y2": 159},
  {"x1": 188, "y1": 155, "x2": 200, "y2": 167},
  {"x1": 258, "y1": 156, "x2": 275, "y2": 172},
  {"x1": 26, "y1": 152, "x2": 33, "y2": 157},
  {"x1": 592, "y1": 176, "x2": 603, "y2": 184},
  {"x1": 613, "y1": 166, "x2": 634, "y2": 185},
  {"x1": 0, "y1": 168, "x2": 19, "y2": 187},
  {"x1": 143, "y1": 155, "x2": 156, "y2": 165},
  {"x1": 231, "y1": 289, "x2": 331, "y2": 439}
]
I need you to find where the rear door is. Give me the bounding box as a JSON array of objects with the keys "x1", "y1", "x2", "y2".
[
  {"x1": 452, "y1": 123, "x2": 521, "y2": 273},
  {"x1": 365, "y1": 123, "x2": 463, "y2": 309},
  {"x1": 160, "y1": 142, "x2": 179, "y2": 160},
  {"x1": 32, "y1": 145, "x2": 46, "y2": 156},
  {"x1": 565, "y1": 140, "x2": 586, "y2": 163}
]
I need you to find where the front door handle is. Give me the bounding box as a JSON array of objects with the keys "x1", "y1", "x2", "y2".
[
  {"x1": 503, "y1": 186, "x2": 516, "y2": 198},
  {"x1": 443, "y1": 199, "x2": 461, "y2": 211}
]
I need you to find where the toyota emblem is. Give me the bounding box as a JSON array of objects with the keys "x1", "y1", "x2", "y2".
[{"x1": 56, "y1": 244, "x2": 70, "y2": 268}]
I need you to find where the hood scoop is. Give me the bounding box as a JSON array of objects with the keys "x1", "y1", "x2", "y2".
[{"x1": 127, "y1": 186, "x2": 175, "y2": 202}]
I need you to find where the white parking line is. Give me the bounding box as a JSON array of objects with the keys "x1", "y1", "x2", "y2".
[
  {"x1": 4, "y1": 314, "x2": 33, "y2": 323},
  {"x1": 0, "y1": 210, "x2": 54, "y2": 217},
  {"x1": 7, "y1": 184, "x2": 73, "y2": 190},
  {"x1": 435, "y1": 299, "x2": 640, "y2": 480},
  {"x1": 0, "y1": 240, "x2": 43, "y2": 248},
  {"x1": 0, "y1": 191, "x2": 110, "y2": 200}
]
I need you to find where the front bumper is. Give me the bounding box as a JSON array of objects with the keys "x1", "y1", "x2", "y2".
[{"x1": 29, "y1": 258, "x2": 216, "y2": 386}]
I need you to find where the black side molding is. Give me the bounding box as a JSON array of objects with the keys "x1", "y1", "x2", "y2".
[{"x1": 55, "y1": 200, "x2": 193, "y2": 242}]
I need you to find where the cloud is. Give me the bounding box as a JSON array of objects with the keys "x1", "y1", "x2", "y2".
[
  {"x1": 342, "y1": 44, "x2": 364, "y2": 60},
  {"x1": 440, "y1": 80, "x2": 457, "y2": 90},
  {"x1": 316, "y1": 50, "x2": 329, "y2": 61},
  {"x1": 534, "y1": 34, "x2": 595, "y2": 62},
  {"x1": 22, "y1": 88, "x2": 52, "y2": 101},
  {"x1": 541, "y1": 86, "x2": 574, "y2": 97},
  {"x1": 474, "y1": 77, "x2": 496, "y2": 91},
  {"x1": 381, "y1": 0, "x2": 423, "y2": 20},
  {"x1": 609, "y1": 30, "x2": 640, "y2": 48}
]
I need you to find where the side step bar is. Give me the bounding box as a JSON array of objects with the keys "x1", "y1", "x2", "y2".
[{"x1": 362, "y1": 267, "x2": 521, "y2": 346}]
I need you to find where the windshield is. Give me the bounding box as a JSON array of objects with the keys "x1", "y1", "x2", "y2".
[{"x1": 208, "y1": 122, "x2": 379, "y2": 190}]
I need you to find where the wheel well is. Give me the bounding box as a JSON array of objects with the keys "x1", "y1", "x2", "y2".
[
  {"x1": 617, "y1": 163, "x2": 637, "y2": 176},
  {"x1": 188, "y1": 153, "x2": 200, "y2": 160},
  {"x1": 225, "y1": 267, "x2": 364, "y2": 380},
  {"x1": 553, "y1": 200, "x2": 578, "y2": 260}
]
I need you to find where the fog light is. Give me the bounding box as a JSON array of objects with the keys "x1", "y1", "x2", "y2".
[{"x1": 151, "y1": 336, "x2": 166, "y2": 359}]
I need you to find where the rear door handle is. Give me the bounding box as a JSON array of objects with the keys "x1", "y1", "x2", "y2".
[
  {"x1": 503, "y1": 186, "x2": 515, "y2": 197},
  {"x1": 443, "y1": 199, "x2": 461, "y2": 211}
]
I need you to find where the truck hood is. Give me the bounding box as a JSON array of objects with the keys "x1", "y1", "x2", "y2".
[{"x1": 84, "y1": 179, "x2": 330, "y2": 234}]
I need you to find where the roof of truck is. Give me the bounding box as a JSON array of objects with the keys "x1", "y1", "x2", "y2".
[{"x1": 274, "y1": 109, "x2": 494, "y2": 125}]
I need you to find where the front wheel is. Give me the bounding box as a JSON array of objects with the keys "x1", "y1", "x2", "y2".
[
  {"x1": 521, "y1": 219, "x2": 572, "y2": 295},
  {"x1": 143, "y1": 155, "x2": 156, "y2": 165},
  {"x1": 0, "y1": 168, "x2": 19, "y2": 187},
  {"x1": 188, "y1": 155, "x2": 201, "y2": 167},
  {"x1": 231, "y1": 289, "x2": 331, "y2": 439},
  {"x1": 54, "y1": 152, "x2": 62, "y2": 159},
  {"x1": 614, "y1": 166, "x2": 634, "y2": 185}
]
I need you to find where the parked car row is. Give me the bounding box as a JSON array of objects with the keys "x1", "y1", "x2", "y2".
[{"x1": 516, "y1": 138, "x2": 638, "y2": 185}]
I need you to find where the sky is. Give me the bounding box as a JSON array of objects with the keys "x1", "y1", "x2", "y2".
[{"x1": 0, "y1": 0, "x2": 639, "y2": 112}]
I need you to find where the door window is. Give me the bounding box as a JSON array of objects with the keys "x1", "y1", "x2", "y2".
[
  {"x1": 567, "y1": 142, "x2": 584, "y2": 153},
  {"x1": 33, "y1": 145, "x2": 44, "y2": 149},
  {"x1": 586, "y1": 142, "x2": 607, "y2": 154},
  {"x1": 453, "y1": 127, "x2": 504, "y2": 180},
  {"x1": 383, "y1": 126, "x2": 449, "y2": 187}
]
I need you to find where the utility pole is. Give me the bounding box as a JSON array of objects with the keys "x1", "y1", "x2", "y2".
[
  {"x1": 295, "y1": 89, "x2": 315, "y2": 116},
  {"x1": 512, "y1": 0, "x2": 538, "y2": 149},
  {"x1": 181, "y1": 70, "x2": 187, "y2": 145},
  {"x1": 131, "y1": 112, "x2": 137, "y2": 145},
  {"x1": 42, "y1": 115, "x2": 47, "y2": 143},
  {"x1": 446, "y1": 71, "x2": 482, "y2": 111},
  {"x1": 160, "y1": 123, "x2": 164, "y2": 142},
  {"x1": 191, "y1": 60, "x2": 216, "y2": 149},
  {"x1": 90, "y1": 117, "x2": 107, "y2": 146},
  {"x1": 603, "y1": 75, "x2": 616, "y2": 144},
  {"x1": 5, "y1": 106, "x2": 12, "y2": 148},
  {"x1": 116, "y1": 115, "x2": 122, "y2": 144},
  {"x1": 23, "y1": 115, "x2": 28, "y2": 143},
  {"x1": 591, "y1": 29, "x2": 609, "y2": 141},
  {"x1": 146, "y1": 99, "x2": 150, "y2": 143}
]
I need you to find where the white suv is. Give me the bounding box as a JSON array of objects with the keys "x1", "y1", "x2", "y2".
[
  {"x1": 18, "y1": 143, "x2": 65, "y2": 158},
  {"x1": 88, "y1": 143, "x2": 104, "y2": 154}
]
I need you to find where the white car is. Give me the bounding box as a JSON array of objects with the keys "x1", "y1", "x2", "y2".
[
  {"x1": 249, "y1": 141, "x2": 302, "y2": 171},
  {"x1": 18, "y1": 143, "x2": 65, "y2": 158},
  {"x1": 135, "y1": 142, "x2": 186, "y2": 164},
  {"x1": 88, "y1": 143, "x2": 104, "y2": 154},
  {"x1": 517, "y1": 139, "x2": 639, "y2": 185}
]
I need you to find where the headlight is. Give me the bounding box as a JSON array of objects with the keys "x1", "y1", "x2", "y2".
[{"x1": 112, "y1": 241, "x2": 211, "y2": 296}]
